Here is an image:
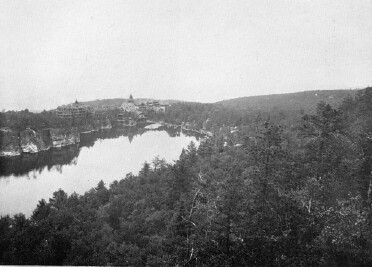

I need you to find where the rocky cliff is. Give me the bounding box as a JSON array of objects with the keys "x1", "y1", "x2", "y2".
[
  {"x1": 79, "y1": 119, "x2": 112, "y2": 133},
  {"x1": 20, "y1": 128, "x2": 50, "y2": 153},
  {"x1": 0, "y1": 128, "x2": 22, "y2": 156},
  {"x1": 0, "y1": 127, "x2": 80, "y2": 156},
  {"x1": 50, "y1": 128, "x2": 80, "y2": 148}
]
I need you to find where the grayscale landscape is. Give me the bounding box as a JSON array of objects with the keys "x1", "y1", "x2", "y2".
[{"x1": 0, "y1": 1, "x2": 371, "y2": 266}]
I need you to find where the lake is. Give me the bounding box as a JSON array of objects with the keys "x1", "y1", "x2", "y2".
[{"x1": 0, "y1": 128, "x2": 199, "y2": 217}]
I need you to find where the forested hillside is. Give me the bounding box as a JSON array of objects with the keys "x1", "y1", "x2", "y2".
[
  {"x1": 218, "y1": 89, "x2": 358, "y2": 112},
  {"x1": 0, "y1": 87, "x2": 372, "y2": 266},
  {"x1": 0, "y1": 110, "x2": 115, "y2": 131},
  {"x1": 81, "y1": 98, "x2": 126, "y2": 108}
]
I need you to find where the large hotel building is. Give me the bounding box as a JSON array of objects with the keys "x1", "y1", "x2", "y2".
[{"x1": 56, "y1": 100, "x2": 94, "y2": 118}]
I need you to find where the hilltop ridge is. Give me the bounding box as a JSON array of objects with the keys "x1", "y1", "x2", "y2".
[
  {"x1": 78, "y1": 98, "x2": 184, "y2": 108},
  {"x1": 54, "y1": 89, "x2": 361, "y2": 113},
  {"x1": 217, "y1": 89, "x2": 359, "y2": 112}
]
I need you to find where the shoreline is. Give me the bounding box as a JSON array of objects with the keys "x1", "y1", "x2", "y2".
[{"x1": 0, "y1": 121, "x2": 211, "y2": 158}]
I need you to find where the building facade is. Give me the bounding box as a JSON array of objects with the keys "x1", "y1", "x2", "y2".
[
  {"x1": 56, "y1": 100, "x2": 94, "y2": 118},
  {"x1": 120, "y1": 95, "x2": 169, "y2": 114}
]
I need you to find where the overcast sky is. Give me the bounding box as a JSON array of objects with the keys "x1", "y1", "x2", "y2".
[{"x1": 1, "y1": 0, "x2": 371, "y2": 110}]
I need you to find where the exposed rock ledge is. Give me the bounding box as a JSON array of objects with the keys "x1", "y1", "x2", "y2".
[
  {"x1": 80, "y1": 119, "x2": 112, "y2": 133},
  {"x1": 0, "y1": 128, "x2": 21, "y2": 156},
  {"x1": 50, "y1": 128, "x2": 80, "y2": 148},
  {"x1": 20, "y1": 128, "x2": 51, "y2": 153},
  {"x1": 0, "y1": 127, "x2": 80, "y2": 157}
]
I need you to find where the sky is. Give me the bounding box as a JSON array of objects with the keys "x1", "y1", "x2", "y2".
[{"x1": 1, "y1": 0, "x2": 371, "y2": 111}]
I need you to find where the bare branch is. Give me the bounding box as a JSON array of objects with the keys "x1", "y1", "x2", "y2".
[
  {"x1": 189, "y1": 188, "x2": 202, "y2": 218},
  {"x1": 181, "y1": 216, "x2": 196, "y2": 227},
  {"x1": 198, "y1": 171, "x2": 206, "y2": 183}
]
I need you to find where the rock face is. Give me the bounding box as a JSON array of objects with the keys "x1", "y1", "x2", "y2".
[
  {"x1": 50, "y1": 128, "x2": 80, "y2": 147},
  {"x1": 1, "y1": 127, "x2": 81, "y2": 156},
  {"x1": 39, "y1": 129, "x2": 52, "y2": 149},
  {"x1": 0, "y1": 128, "x2": 22, "y2": 156},
  {"x1": 80, "y1": 119, "x2": 112, "y2": 132},
  {"x1": 20, "y1": 128, "x2": 50, "y2": 153}
]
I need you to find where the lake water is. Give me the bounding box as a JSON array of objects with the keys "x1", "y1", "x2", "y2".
[{"x1": 0, "y1": 128, "x2": 199, "y2": 217}]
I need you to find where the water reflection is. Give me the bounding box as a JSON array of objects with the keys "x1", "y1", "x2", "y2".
[
  {"x1": 0, "y1": 127, "x2": 200, "y2": 178},
  {"x1": 0, "y1": 127, "x2": 199, "y2": 216},
  {"x1": 0, "y1": 145, "x2": 80, "y2": 177}
]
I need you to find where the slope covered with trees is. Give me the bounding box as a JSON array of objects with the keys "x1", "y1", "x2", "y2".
[
  {"x1": 0, "y1": 87, "x2": 371, "y2": 266},
  {"x1": 217, "y1": 89, "x2": 358, "y2": 113}
]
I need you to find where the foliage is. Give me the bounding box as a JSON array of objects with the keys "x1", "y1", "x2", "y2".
[
  {"x1": 0, "y1": 109, "x2": 113, "y2": 132},
  {"x1": 1, "y1": 87, "x2": 372, "y2": 266}
]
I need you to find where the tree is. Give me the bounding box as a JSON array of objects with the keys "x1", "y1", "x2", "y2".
[
  {"x1": 32, "y1": 199, "x2": 51, "y2": 222},
  {"x1": 49, "y1": 189, "x2": 68, "y2": 211},
  {"x1": 139, "y1": 161, "x2": 151, "y2": 177},
  {"x1": 300, "y1": 102, "x2": 359, "y2": 205},
  {"x1": 95, "y1": 180, "x2": 109, "y2": 205}
]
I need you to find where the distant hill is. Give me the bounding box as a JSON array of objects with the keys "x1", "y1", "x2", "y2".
[
  {"x1": 59, "y1": 89, "x2": 360, "y2": 112},
  {"x1": 82, "y1": 98, "x2": 125, "y2": 108},
  {"x1": 217, "y1": 89, "x2": 359, "y2": 112}
]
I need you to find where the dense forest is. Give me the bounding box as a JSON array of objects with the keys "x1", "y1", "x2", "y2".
[
  {"x1": 217, "y1": 89, "x2": 358, "y2": 112},
  {"x1": 151, "y1": 101, "x2": 304, "y2": 134},
  {"x1": 0, "y1": 109, "x2": 118, "y2": 131},
  {"x1": 1, "y1": 87, "x2": 372, "y2": 266},
  {"x1": 0, "y1": 89, "x2": 354, "y2": 132}
]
